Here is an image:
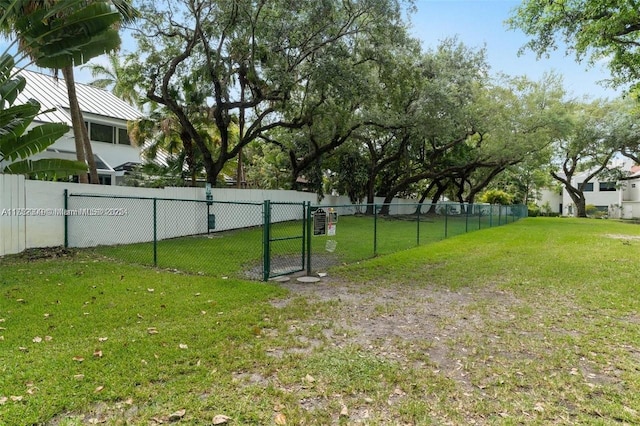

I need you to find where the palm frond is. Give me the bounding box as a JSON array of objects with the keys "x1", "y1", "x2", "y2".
[{"x1": 3, "y1": 157, "x2": 87, "y2": 179}]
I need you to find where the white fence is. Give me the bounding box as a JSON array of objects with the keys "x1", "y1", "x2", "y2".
[{"x1": 0, "y1": 175, "x2": 419, "y2": 255}]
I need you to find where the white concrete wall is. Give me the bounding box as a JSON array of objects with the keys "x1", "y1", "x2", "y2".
[
  {"x1": 537, "y1": 188, "x2": 562, "y2": 213},
  {"x1": 0, "y1": 178, "x2": 426, "y2": 254},
  {"x1": 620, "y1": 202, "x2": 640, "y2": 219},
  {"x1": 0, "y1": 175, "x2": 26, "y2": 255}
]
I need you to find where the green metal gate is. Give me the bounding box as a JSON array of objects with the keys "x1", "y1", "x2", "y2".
[{"x1": 262, "y1": 201, "x2": 309, "y2": 281}]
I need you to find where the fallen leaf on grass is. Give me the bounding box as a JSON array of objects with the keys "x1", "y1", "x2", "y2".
[
  {"x1": 73, "y1": 374, "x2": 84, "y2": 380},
  {"x1": 93, "y1": 349, "x2": 103, "y2": 358},
  {"x1": 72, "y1": 356, "x2": 84, "y2": 362},
  {"x1": 98, "y1": 337, "x2": 108, "y2": 342},
  {"x1": 393, "y1": 388, "x2": 405, "y2": 396},
  {"x1": 304, "y1": 374, "x2": 315, "y2": 383},
  {"x1": 44, "y1": 336, "x2": 53, "y2": 341},
  {"x1": 178, "y1": 343, "x2": 188, "y2": 349},
  {"x1": 0, "y1": 396, "x2": 7, "y2": 405},
  {"x1": 16, "y1": 299, "x2": 25, "y2": 303},
  {"x1": 19, "y1": 347, "x2": 27, "y2": 352},
  {"x1": 26, "y1": 388, "x2": 36, "y2": 395},
  {"x1": 94, "y1": 385, "x2": 104, "y2": 393},
  {"x1": 534, "y1": 403, "x2": 544, "y2": 413},
  {"x1": 10, "y1": 395, "x2": 23, "y2": 402},
  {"x1": 212, "y1": 414, "x2": 231, "y2": 424},
  {"x1": 32, "y1": 336, "x2": 42, "y2": 343},
  {"x1": 340, "y1": 405, "x2": 349, "y2": 417},
  {"x1": 274, "y1": 413, "x2": 287, "y2": 425},
  {"x1": 168, "y1": 409, "x2": 185, "y2": 421},
  {"x1": 147, "y1": 328, "x2": 159, "y2": 335},
  {"x1": 147, "y1": 288, "x2": 154, "y2": 293}
]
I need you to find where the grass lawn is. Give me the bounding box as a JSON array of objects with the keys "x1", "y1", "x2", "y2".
[
  {"x1": 1, "y1": 217, "x2": 640, "y2": 424},
  {"x1": 94, "y1": 214, "x2": 506, "y2": 279}
]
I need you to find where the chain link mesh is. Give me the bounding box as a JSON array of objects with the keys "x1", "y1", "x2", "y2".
[
  {"x1": 66, "y1": 193, "x2": 526, "y2": 280},
  {"x1": 67, "y1": 194, "x2": 264, "y2": 279}
]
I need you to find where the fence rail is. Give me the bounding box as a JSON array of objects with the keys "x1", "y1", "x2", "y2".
[{"x1": 64, "y1": 191, "x2": 526, "y2": 280}]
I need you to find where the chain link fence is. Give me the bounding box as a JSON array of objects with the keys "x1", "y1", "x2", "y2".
[
  {"x1": 66, "y1": 193, "x2": 265, "y2": 278},
  {"x1": 65, "y1": 191, "x2": 526, "y2": 280},
  {"x1": 305, "y1": 202, "x2": 526, "y2": 273}
]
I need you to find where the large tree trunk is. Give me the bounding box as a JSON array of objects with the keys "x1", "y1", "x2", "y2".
[
  {"x1": 62, "y1": 66, "x2": 99, "y2": 184},
  {"x1": 566, "y1": 189, "x2": 587, "y2": 217}
]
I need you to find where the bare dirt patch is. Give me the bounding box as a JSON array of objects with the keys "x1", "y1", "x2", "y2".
[
  {"x1": 604, "y1": 233, "x2": 640, "y2": 240},
  {"x1": 272, "y1": 276, "x2": 522, "y2": 389}
]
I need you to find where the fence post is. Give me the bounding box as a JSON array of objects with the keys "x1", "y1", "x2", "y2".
[
  {"x1": 416, "y1": 203, "x2": 420, "y2": 246},
  {"x1": 444, "y1": 204, "x2": 448, "y2": 239},
  {"x1": 306, "y1": 202, "x2": 312, "y2": 276},
  {"x1": 262, "y1": 200, "x2": 271, "y2": 282},
  {"x1": 153, "y1": 198, "x2": 157, "y2": 266},
  {"x1": 63, "y1": 189, "x2": 69, "y2": 248},
  {"x1": 374, "y1": 204, "x2": 378, "y2": 256},
  {"x1": 499, "y1": 205, "x2": 502, "y2": 226},
  {"x1": 465, "y1": 203, "x2": 469, "y2": 233},
  {"x1": 478, "y1": 204, "x2": 482, "y2": 230}
]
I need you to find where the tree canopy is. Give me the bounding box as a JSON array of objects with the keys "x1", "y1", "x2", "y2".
[{"x1": 507, "y1": 0, "x2": 640, "y2": 91}]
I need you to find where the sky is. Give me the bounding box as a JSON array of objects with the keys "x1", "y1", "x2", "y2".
[
  {"x1": 407, "y1": 0, "x2": 622, "y2": 100},
  {"x1": 3, "y1": 0, "x2": 624, "y2": 100}
]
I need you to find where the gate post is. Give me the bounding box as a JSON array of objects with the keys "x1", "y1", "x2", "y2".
[
  {"x1": 153, "y1": 198, "x2": 158, "y2": 266},
  {"x1": 373, "y1": 204, "x2": 378, "y2": 256},
  {"x1": 64, "y1": 189, "x2": 69, "y2": 248},
  {"x1": 262, "y1": 200, "x2": 271, "y2": 282},
  {"x1": 306, "y1": 202, "x2": 312, "y2": 275}
]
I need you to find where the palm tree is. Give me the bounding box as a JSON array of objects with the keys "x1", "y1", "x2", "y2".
[
  {"x1": 82, "y1": 51, "x2": 140, "y2": 107},
  {"x1": 0, "y1": 53, "x2": 87, "y2": 178},
  {"x1": 129, "y1": 107, "x2": 239, "y2": 187},
  {"x1": 1, "y1": 0, "x2": 137, "y2": 184},
  {"x1": 0, "y1": 2, "x2": 106, "y2": 179}
]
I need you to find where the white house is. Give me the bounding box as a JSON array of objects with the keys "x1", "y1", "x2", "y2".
[
  {"x1": 14, "y1": 69, "x2": 143, "y2": 185},
  {"x1": 537, "y1": 159, "x2": 640, "y2": 219}
]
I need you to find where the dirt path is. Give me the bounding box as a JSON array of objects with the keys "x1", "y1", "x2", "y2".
[{"x1": 272, "y1": 275, "x2": 522, "y2": 392}]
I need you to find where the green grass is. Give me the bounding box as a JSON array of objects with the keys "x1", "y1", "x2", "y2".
[
  {"x1": 2, "y1": 217, "x2": 640, "y2": 424},
  {"x1": 94, "y1": 213, "x2": 507, "y2": 279}
]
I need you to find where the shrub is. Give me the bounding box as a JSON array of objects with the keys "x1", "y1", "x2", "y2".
[{"x1": 479, "y1": 189, "x2": 514, "y2": 205}]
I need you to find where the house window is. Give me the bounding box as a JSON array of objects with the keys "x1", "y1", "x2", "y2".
[
  {"x1": 579, "y1": 182, "x2": 594, "y2": 191},
  {"x1": 118, "y1": 128, "x2": 131, "y2": 145},
  {"x1": 90, "y1": 123, "x2": 114, "y2": 143},
  {"x1": 599, "y1": 182, "x2": 616, "y2": 192}
]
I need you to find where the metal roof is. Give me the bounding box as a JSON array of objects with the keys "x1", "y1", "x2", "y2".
[{"x1": 14, "y1": 68, "x2": 142, "y2": 125}]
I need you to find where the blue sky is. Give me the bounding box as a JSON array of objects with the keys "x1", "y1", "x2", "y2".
[{"x1": 408, "y1": 0, "x2": 622, "y2": 99}]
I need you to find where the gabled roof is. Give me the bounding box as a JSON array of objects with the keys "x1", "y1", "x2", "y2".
[{"x1": 14, "y1": 68, "x2": 142, "y2": 125}]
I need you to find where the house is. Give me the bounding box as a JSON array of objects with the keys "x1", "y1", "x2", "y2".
[
  {"x1": 14, "y1": 69, "x2": 143, "y2": 185},
  {"x1": 536, "y1": 159, "x2": 640, "y2": 218}
]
